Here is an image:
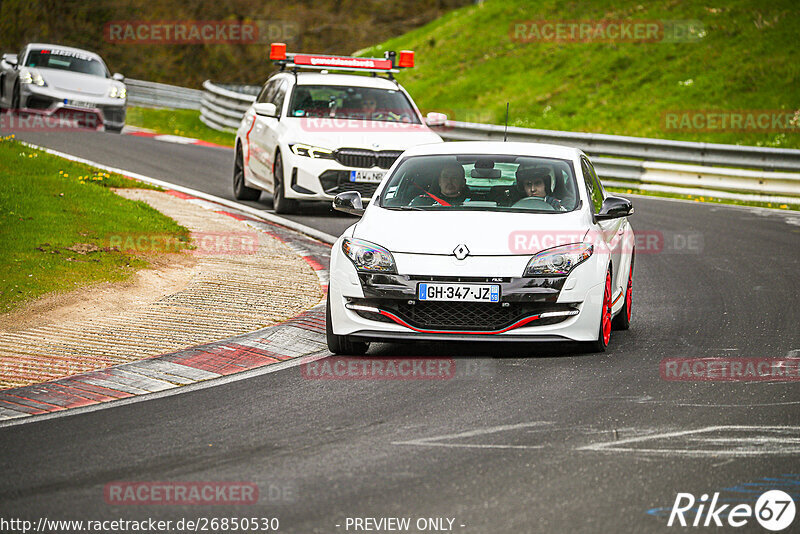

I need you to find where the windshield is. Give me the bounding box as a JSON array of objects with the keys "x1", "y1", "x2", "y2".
[
  {"x1": 378, "y1": 154, "x2": 580, "y2": 212},
  {"x1": 26, "y1": 49, "x2": 107, "y2": 77},
  {"x1": 289, "y1": 85, "x2": 420, "y2": 124}
]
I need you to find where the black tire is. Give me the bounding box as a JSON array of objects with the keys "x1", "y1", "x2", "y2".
[
  {"x1": 326, "y1": 292, "x2": 369, "y2": 355},
  {"x1": 105, "y1": 125, "x2": 123, "y2": 134},
  {"x1": 11, "y1": 82, "x2": 20, "y2": 112},
  {"x1": 585, "y1": 269, "x2": 612, "y2": 353},
  {"x1": 612, "y1": 253, "x2": 634, "y2": 331},
  {"x1": 272, "y1": 151, "x2": 298, "y2": 214},
  {"x1": 232, "y1": 145, "x2": 261, "y2": 201}
]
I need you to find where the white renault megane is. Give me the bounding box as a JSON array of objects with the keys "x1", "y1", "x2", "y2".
[{"x1": 327, "y1": 141, "x2": 635, "y2": 354}]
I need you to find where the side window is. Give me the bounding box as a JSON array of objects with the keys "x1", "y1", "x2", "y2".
[
  {"x1": 586, "y1": 158, "x2": 606, "y2": 200},
  {"x1": 271, "y1": 80, "x2": 288, "y2": 116},
  {"x1": 256, "y1": 80, "x2": 277, "y2": 104},
  {"x1": 581, "y1": 158, "x2": 603, "y2": 213}
]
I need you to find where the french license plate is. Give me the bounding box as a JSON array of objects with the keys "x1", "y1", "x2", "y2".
[
  {"x1": 65, "y1": 99, "x2": 95, "y2": 109},
  {"x1": 418, "y1": 283, "x2": 500, "y2": 302},
  {"x1": 350, "y1": 170, "x2": 384, "y2": 183}
]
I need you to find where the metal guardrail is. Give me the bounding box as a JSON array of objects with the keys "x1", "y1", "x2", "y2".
[
  {"x1": 194, "y1": 80, "x2": 800, "y2": 198},
  {"x1": 200, "y1": 81, "x2": 258, "y2": 132},
  {"x1": 431, "y1": 121, "x2": 800, "y2": 198},
  {"x1": 125, "y1": 78, "x2": 203, "y2": 110},
  {"x1": 433, "y1": 121, "x2": 800, "y2": 172}
]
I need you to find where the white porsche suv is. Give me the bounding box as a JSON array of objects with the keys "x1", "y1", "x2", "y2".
[{"x1": 233, "y1": 48, "x2": 444, "y2": 214}]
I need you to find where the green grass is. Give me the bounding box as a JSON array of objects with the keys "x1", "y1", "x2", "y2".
[
  {"x1": 358, "y1": 0, "x2": 800, "y2": 149},
  {"x1": 126, "y1": 107, "x2": 236, "y2": 147},
  {"x1": 0, "y1": 136, "x2": 191, "y2": 313}
]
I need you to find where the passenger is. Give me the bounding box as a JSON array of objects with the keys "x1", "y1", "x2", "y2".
[{"x1": 512, "y1": 166, "x2": 564, "y2": 210}]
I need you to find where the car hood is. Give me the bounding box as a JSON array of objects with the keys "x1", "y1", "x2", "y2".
[
  {"x1": 283, "y1": 118, "x2": 442, "y2": 150},
  {"x1": 352, "y1": 207, "x2": 591, "y2": 256},
  {"x1": 38, "y1": 69, "x2": 112, "y2": 97}
]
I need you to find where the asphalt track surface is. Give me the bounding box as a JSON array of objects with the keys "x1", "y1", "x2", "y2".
[{"x1": 2, "y1": 130, "x2": 799, "y2": 533}]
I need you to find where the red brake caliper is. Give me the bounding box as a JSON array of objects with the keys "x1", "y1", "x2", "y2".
[
  {"x1": 626, "y1": 262, "x2": 633, "y2": 321},
  {"x1": 602, "y1": 273, "x2": 612, "y2": 345}
]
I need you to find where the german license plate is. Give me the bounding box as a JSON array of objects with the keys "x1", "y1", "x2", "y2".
[
  {"x1": 418, "y1": 283, "x2": 500, "y2": 302},
  {"x1": 350, "y1": 170, "x2": 384, "y2": 183},
  {"x1": 65, "y1": 99, "x2": 95, "y2": 109}
]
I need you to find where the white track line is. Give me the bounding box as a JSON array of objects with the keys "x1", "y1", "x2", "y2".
[{"x1": 0, "y1": 351, "x2": 330, "y2": 429}]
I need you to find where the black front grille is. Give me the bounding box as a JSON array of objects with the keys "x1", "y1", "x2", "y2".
[
  {"x1": 26, "y1": 95, "x2": 53, "y2": 110},
  {"x1": 319, "y1": 170, "x2": 380, "y2": 197},
  {"x1": 101, "y1": 106, "x2": 126, "y2": 123},
  {"x1": 376, "y1": 151, "x2": 403, "y2": 169},
  {"x1": 334, "y1": 148, "x2": 402, "y2": 169},
  {"x1": 329, "y1": 181, "x2": 380, "y2": 197},
  {"x1": 352, "y1": 299, "x2": 574, "y2": 331}
]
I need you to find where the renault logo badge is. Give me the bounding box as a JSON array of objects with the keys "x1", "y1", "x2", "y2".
[{"x1": 453, "y1": 244, "x2": 470, "y2": 260}]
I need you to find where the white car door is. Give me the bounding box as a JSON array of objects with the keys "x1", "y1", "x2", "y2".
[
  {"x1": 249, "y1": 78, "x2": 288, "y2": 191},
  {"x1": 582, "y1": 157, "x2": 625, "y2": 294},
  {"x1": 247, "y1": 79, "x2": 279, "y2": 186}
]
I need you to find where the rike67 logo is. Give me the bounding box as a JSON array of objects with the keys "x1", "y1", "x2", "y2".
[{"x1": 668, "y1": 490, "x2": 796, "y2": 530}]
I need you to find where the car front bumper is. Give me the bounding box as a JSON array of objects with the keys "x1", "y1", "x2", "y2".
[
  {"x1": 19, "y1": 84, "x2": 126, "y2": 130},
  {"x1": 329, "y1": 242, "x2": 607, "y2": 343},
  {"x1": 280, "y1": 148, "x2": 396, "y2": 202}
]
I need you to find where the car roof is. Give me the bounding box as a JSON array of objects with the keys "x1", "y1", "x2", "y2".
[
  {"x1": 273, "y1": 72, "x2": 401, "y2": 90},
  {"x1": 26, "y1": 43, "x2": 102, "y2": 61},
  {"x1": 401, "y1": 141, "x2": 583, "y2": 160}
]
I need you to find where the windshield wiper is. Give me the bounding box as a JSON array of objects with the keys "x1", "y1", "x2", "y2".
[{"x1": 384, "y1": 206, "x2": 425, "y2": 211}]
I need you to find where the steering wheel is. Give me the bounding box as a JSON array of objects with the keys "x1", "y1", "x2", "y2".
[{"x1": 510, "y1": 197, "x2": 556, "y2": 211}]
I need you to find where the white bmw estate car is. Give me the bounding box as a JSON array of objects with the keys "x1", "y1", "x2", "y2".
[
  {"x1": 233, "y1": 47, "x2": 444, "y2": 214},
  {"x1": 327, "y1": 141, "x2": 635, "y2": 354}
]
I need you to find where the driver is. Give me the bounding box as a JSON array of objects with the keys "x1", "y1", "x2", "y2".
[
  {"x1": 362, "y1": 94, "x2": 379, "y2": 118},
  {"x1": 411, "y1": 164, "x2": 470, "y2": 206},
  {"x1": 512, "y1": 166, "x2": 564, "y2": 210}
]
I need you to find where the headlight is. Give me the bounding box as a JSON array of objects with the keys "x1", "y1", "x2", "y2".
[
  {"x1": 108, "y1": 85, "x2": 126, "y2": 99},
  {"x1": 19, "y1": 68, "x2": 45, "y2": 86},
  {"x1": 290, "y1": 143, "x2": 334, "y2": 159},
  {"x1": 342, "y1": 238, "x2": 396, "y2": 273},
  {"x1": 524, "y1": 243, "x2": 593, "y2": 276}
]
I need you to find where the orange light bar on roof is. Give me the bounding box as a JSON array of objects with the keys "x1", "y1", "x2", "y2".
[
  {"x1": 398, "y1": 50, "x2": 415, "y2": 68},
  {"x1": 292, "y1": 54, "x2": 394, "y2": 70},
  {"x1": 270, "y1": 42, "x2": 286, "y2": 61}
]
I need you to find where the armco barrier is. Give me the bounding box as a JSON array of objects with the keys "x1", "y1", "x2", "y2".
[
  {"x1": 194, "y1": 80, "x2": 800, "y2": 198},
  {"x1": 434, "y1": 120, "x2": 800, "y2": 172},
  {"x1": 126, "y1": 78, "x2": 203, "y2": 110},
  {"x1": 200, "y1": 81, "x2": 258, "y2": 132},
  {"x1": 432, "y1": 121, "x2": 800, "y2": 198}
]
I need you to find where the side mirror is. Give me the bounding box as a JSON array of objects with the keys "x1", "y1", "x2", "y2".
[
  {"x1": 425, "y1": 111, "x2": 447, "y2": 127},
  {"x1": 2, "y1": 54, "x2": 18, "y2": 67},
  {"x1": 333, "y1": 191, "x2": 365, "y2": 216},
  {"x1": 254, "y1": 102, "x2": 277, "y2": 117},
  {"x1": 595, "y1": 196, "x2": 633, "y2": 220},
  {"x1": 112, "y1": 72, "x2": 125, "y2": 82}
]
